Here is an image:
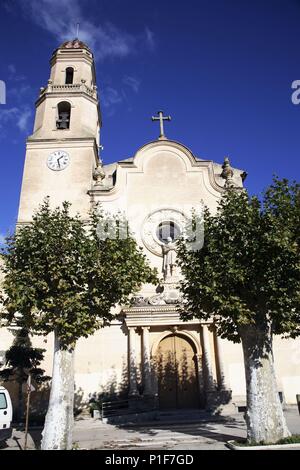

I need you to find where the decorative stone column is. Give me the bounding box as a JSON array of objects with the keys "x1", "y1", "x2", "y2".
[
  {"x1": 141, "y1": 326, "x2": 152, "y2": 396},
  {"x1": 128, "y1": 327, "x2": 139, "y2": 397},
  {"x1": 202, "y1": 325, "x2": 235, "y2": 415},
  {"x1": 201, "y1": 324, "x2": 215, "y2": 392},
  {"x1": 214, "y1": 331, "x2": 229, "y2": 390},
  {"x1": 195, "y1": 353, "x2": 205, "y2": 407}
]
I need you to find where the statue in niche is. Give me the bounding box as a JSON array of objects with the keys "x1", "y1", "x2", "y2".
[{"x1": 162, "y1": 237, "x2": 177, "y2": 281}]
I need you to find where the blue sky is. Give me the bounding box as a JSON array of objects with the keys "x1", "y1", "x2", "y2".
[{"x1": 0, "y1": 0, "x2": 300, "y2": 239}]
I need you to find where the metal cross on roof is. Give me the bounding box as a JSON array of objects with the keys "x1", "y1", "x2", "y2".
[{"x1": 151, "y1": 110, "x2": 171, "y2": 140}]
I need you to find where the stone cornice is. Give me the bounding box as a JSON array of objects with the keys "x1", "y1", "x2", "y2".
[
  {"x1": 50, "y1": 50, "x2": 94, "y2": 67},
  {"x1": 35, "y1": 89, "x2": 99, "y2": 108},
  {"x1": 122, "y1": 305, "x2": 181, "y2": 314},
  {"x1": 122, "y1": 305, "x2": 213, "y2": 327},
  {"x1": 26, "y1": 136, "x2": 98, "y2": 151},
  {"x1": 26, "y1": 136, "x2": 97, "y2": 143},
  {"x1": 88, "y1": 186, "x2": 112, "y2": 195}
]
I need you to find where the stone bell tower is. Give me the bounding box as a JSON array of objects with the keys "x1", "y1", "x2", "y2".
[{"x1": 18, "y1": 39, "x2": 102, "y2": 223}]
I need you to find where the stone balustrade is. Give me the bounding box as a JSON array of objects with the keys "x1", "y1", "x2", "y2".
[{"x1": 39, "y1": 82, "x2": 97, "y2": 99}]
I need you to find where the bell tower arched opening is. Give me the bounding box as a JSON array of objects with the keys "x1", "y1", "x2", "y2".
[{"x1": 56, "y1": 101, "x2": 71, "y2": 129}]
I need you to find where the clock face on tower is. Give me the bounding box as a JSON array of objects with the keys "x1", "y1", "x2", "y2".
[{"x1": 47, "y1": 150, "x2": 70, "y2": 171}]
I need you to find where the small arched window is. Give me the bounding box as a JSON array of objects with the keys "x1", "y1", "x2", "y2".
[
  {"x1": 56, "y1": 101, "x2": 71, "y2": 129},
  {"x1": 65, "y1": 67, "x2": 74, "y2": 85}
]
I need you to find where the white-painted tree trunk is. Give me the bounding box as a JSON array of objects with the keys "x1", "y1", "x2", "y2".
[
  {"x1": 41, "y1": 332, "x2": 75, "y2": 450},
  {"x1": 239, "y1": 323, "x2": 290, "y2": 443}
]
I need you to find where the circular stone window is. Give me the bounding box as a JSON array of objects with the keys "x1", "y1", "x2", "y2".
[
  {"x1": 141, "y1": 209, "x2": 187, "y2": 256},
  {"x1": 156, "y1": 221, "x2": 181, "y2": 243}
]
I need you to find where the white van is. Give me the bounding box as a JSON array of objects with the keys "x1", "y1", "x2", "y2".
[{"x1": 0, "y1": 386, "x2": 13, "y2": 441}]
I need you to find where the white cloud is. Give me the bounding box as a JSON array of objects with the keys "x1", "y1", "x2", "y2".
[
  {"x1": 0, "y1": 107, "x2": 19, "y2": 126},
  {"x1": 19, "y1": 0, "x2": 154, "y2": 61},
  {"x1": 145, "y1": 27, "x2": 155, "y2": 51},
  {"x1": 17, "y1": 108, "x2": 32, "y2": 132},
  {"x1": 8, "y1": 64, "x2": 26, "y2": 82},
  {"x1": 8, "y1": 64, "x2": 16, "y2": 75},
  {"x1": 9, "y1": 84, "x2": 31, "y2": 100},
  {"x1": 0, "y1": 234, "x2": 6, "y2": 246},
  {"x1": 101, "y1": 87, "x2": 123, "y2": 108},
  {"x1": 0, "y1": 106, "x2": 32, "y2": 134},
  {"x1": 122, "y1": 76, "x2": 140, "y2": 93},
  {"x1": 100, "y1": 86, "x2": 125, "y2": 117}
]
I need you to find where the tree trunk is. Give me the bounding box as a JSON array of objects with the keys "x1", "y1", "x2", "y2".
[
  {"x1": 41, "y1": 332, "x2": 75, "y2": 450},
  {"x1": 239, "y1": 323, "x2": 290, "y2": 443},
  {"x1": 17, "y1": 373, "x2": 24, "y2": 422}
]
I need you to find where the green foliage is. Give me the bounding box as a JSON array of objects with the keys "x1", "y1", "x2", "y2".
[
  {"x1": 0, "y1": 327, "x2": 50, "y2": 384},
  {"x1": 177, "y1": 179, "x2": 300, "y2": 341},
  {"x1": 89, "y1": 401, "x2": 101, "y2": 413},
  {"x1": 0, "y1": 199, "x2": 158, "y2": 346},
  {"x1": 232, "y1": 434, "x2": 300, "y2": 446},
  {"x1": 276, "y1": 434, "x2": 300, "y2": 445}
]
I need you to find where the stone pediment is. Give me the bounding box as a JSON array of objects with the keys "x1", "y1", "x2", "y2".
[{"x1": 89, "y1": 139, "x2": 246, "y2": 198}]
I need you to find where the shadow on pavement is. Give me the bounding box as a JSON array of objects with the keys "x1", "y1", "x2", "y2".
[{"x1": 114, "y1": 410, "x2": 246, "y2": 443}]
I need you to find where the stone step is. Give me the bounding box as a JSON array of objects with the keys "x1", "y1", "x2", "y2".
[
  {"x1": 102, "y1": 429, "x2": 220, "y2": 446},
  {"x1": 102, "y1": 436, "x2": 213, "y2": 449}
]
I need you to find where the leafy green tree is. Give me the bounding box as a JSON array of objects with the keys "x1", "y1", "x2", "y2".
[
  {"x1": 263, "y1": 177, "x2": 300, "y2": 338},
  {"x1": 177, "y1": 180, "x2": 300, "y2": 444},
  {"x1": 0, "y1": 327, "x2": 50, "y2": 422},
  {"x1": 0, "y1": 199, "x2": 157, "y2": 449}
]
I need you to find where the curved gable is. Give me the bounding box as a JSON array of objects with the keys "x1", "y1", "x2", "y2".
[{"x1": 93, "y1": 139, "x2": 245, "y2": 205}]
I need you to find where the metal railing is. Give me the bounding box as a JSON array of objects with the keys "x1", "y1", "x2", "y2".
[{"x1": 101, "y1": 399, "x2": 130, "y2": 419}]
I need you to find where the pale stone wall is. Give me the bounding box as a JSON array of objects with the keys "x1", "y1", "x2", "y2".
[
  {"x1": 18, "y1": 141, "x2": 96, "y2": 222},
  {"x1": 50, "y1": 50, "x2": 96, "y2": 87},
  {"x1": 33, "y1": 95, "x2": 99, "y2": 139},
  {"x1": 273, "y1": 336, "x2": 300, "y2": 404},
  {"x1": 74, "y1": 323, "x2": 129, "y2": 401},
  {"x1": 216, "y1": 338, "x2": 247, "y2": 400},
  {"x1": 211, "y1": 335, "x2": 300, "y2": 405}
]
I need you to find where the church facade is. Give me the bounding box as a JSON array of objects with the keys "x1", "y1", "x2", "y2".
[{"x1": 1, "y1": 40, "x2": 300, "y2": 414}]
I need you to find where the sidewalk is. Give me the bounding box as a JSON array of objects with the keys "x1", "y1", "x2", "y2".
[{"x1": 1, "y1": 407, "x2": 299, "y2": 450}]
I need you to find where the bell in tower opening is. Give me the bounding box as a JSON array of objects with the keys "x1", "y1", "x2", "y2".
[{"x1": 56, "y1": 101, "x2": 71, "y2": 129}]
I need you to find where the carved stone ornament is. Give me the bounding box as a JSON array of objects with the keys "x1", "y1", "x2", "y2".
[
  {"x1": 221, "y1": 157, "x2": 234, "y2": 187},
  {"x1": 132, "y1": 295, "x2": 149, "y2": 306},
  {"x1": 93, "y1": 162, "x2": 105, "y2": 187},
  {"x1": 132, "y1": 287, "x2": 182, "y2": 306},
  {"x1": 148, "y1": 294, "x2": 166, "y2": 305},
  {"x1": 141, "y1": 208, "x2": 187, "y2": 256}
]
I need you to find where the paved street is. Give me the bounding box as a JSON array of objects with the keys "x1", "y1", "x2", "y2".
[{"x1": 1, "y1": 407, "x2": 299, "y2": 450}]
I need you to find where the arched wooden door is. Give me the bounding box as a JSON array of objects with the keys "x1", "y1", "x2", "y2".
[{"x1": 155, "y1": 334, "x2": 199, "y2": 409}]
